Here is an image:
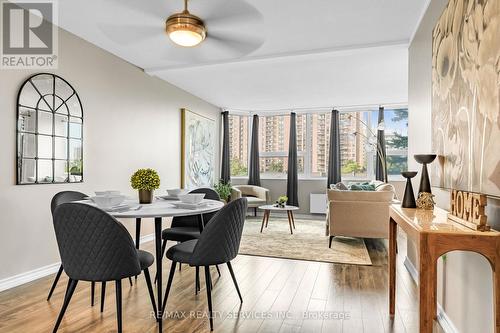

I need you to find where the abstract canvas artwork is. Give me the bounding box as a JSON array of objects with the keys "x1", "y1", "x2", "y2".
[
  {"x1": 431, "y1": 0, "x2": 500, "y2": 197},
  {"x1": 181, "y1": 109, "x2": 216, "y2": 189}
]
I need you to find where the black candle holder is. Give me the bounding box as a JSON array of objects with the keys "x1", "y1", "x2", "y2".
[
  {"x1": 401, "y1": 171, "x2": 418, "y2": 208},
  {"x1": 414, "y1": 154, "x2": 437, "y2": 195}
]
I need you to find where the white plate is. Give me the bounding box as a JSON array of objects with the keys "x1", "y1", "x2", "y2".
[
  {"x1": 170, "y1": 201, "x2": 209, "y2": 210},
  {"x1": 156, "y1": 195, "x2": 181, "y2": 201}
]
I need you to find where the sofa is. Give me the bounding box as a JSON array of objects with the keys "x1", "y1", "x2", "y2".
[
  {"x1": 326, "y1": 183, "x2": 395, "y2": 247},
  {"x1": 231, "y1": 185, "x2": 271, "y2": 216}
]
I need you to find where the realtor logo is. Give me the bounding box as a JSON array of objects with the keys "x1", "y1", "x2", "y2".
[{"x1": 1, "y1": 0, "x2": 58, "y2": 69}]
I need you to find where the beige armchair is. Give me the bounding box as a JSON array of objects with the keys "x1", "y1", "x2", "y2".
[
  {"x1": 326, "y1": 187, "x2": 394, "y2": 247},
  {"x1": 231, "y1": 185, "x2": 271, "y2": 216}
]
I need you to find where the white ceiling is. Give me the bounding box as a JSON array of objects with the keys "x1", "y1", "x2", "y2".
[{"x1": 54, "y1": 0, "x2": 427, "y2": 110}]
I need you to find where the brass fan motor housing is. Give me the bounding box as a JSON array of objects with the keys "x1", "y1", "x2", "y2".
[{"x1": 165, "y1": 11, "x2": 207, "y2": 43}]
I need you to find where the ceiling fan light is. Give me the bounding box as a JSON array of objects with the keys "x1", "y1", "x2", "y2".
[{"x1": 166, "y1": 12, "x2": 206, "y2": 47}]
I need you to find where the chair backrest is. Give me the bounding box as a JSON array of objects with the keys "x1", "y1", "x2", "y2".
[
  {"x1": 51, "y1": 191, "x2": 88, "y2": 215},
  {"x1": 171, "y1": 188, "x2": 221, "y2": 228},
  {"x1": 53, "y1": 203, "x2": 142, "y2": 281},
  {"x1": 190, "y1": 198, "x2": 247, "y2": 266}
]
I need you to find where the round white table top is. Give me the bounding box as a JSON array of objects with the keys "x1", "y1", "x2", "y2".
[
  {"x1": 83, "y1": 199, "x2": 224, "y2": 219},
  {"x1": 259, "y1": 204, "x2": 299, "y2": 211}
]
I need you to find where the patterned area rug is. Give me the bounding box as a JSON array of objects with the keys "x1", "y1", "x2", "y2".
[{"x1": 239, "y1": 216, "x2": 372, "y2": 265}]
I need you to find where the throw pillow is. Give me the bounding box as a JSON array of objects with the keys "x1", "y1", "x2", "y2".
[{"x1": 348, "y1": 182, "x2": 376, "y2": 191}]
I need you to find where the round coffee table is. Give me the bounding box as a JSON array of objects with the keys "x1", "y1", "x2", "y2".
[{"x1": 258, "y1": 204, "x2": 299, "y2": 234}]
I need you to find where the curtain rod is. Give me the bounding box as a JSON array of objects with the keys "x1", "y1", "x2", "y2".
[{"x1": 224, "y1": 102, "x2": 408, "y2": 115}]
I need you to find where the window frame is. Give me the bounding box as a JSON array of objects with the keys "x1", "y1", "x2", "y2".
[{"x1": 228, "y1": 107, "x2": 408, "y2": 181}]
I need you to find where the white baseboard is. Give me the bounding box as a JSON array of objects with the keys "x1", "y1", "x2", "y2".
[
  {"x1": 0, "y1": 233, "x2": 156, "y2": 293},
  {"x1": 0, "y1": 262, "x2": 61, "y2": 292},
  {"x1": 403, "y1": 257, "x2": 458, "y2": 333}
]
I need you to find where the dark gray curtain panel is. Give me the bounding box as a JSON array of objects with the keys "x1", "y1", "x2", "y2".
[
  {"x1": 248, "y1": 114, "x2": 261, "y2": 186},
  {"x1": 220, "y1": 111, "x2": 230, "y2": 183},
  {"x1": 375, "y1": 106, "x2": 388, "y2": 182},
  {"x1": 327, "y1": 109, "x2": 342, "y2": 188},
  {"x1": 286, "y1": 112, "x2": 299, "y2": 207}
]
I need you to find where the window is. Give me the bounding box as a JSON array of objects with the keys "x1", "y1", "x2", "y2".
[
  {"x1": 227, "y1": 108, "x2": 408, "y2": 179},
  {"x1": 258, "y1": 114, "x2": 306, "y2": 176},
  {"x1": 228, "y1": 114, "x2": 248, "y2": 176}
]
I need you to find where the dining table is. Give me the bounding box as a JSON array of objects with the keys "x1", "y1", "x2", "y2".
[{"x1": 88, "y1": 198, "x2": 224, "y2": 333}]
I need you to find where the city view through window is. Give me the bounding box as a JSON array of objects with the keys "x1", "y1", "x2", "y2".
[{"x1": 228, "y1": 109, "x2": 408, "y2": 179}]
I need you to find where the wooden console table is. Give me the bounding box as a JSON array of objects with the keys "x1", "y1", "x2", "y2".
[{"x1": 389, "y1": 204, "x2": 500, "y2": 332}]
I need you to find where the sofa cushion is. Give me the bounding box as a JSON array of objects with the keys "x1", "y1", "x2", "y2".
[
  {"x1": 348, "y1": 182, "x2": 376, "y2": 191},
  {"x1": 330, "y1": 182, "x2": 348, "y2": 190},
  {"x1": 327, "y1": 189, "x2": 394, "y2": 202}
]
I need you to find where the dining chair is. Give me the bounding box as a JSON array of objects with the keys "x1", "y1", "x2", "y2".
[
  {"x1": 52, "y1": 203, "x2": 157, "y2": 333},
  {"x1": 156, "y1": 188, "x2": 222, "y2": 289},
  {"x1": 162, "y1": 198, "x2": 248, "y2": 331},
  {"x1": 48, "y1": 191, "x2": 133, "y2": 308}
]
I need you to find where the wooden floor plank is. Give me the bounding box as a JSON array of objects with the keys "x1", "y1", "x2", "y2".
[{"x1": 0, "y1": 237, "x2": 446, "y2": 333}]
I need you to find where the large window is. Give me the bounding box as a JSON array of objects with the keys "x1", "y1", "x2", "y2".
[{"x1": 228, "y1": 108, "x2": 408, "y2": 179}]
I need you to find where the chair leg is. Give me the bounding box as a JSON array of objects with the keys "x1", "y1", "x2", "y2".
[
  {"x1": 52, "y1": 279, "x2": 78, "y2": 333},
  {"x1": 143, "y1": 268, "x2": 158, "y2": 317},
  {"x1": 329, "y1": 236, "x2": 334, "y2": 248},
  {"x1": 215, "y1": 265, "x2": 221, "y2": 277},
  {"x1": 47, "y1": 264, "x2": 64, "y2": 301},
  {"x1": 115, "y1": 280, "x2": 122, "y2": 333},
  {"x1": 227, "y1": 262, "x2": 243, "y2": 303},
  {"x1": 254, "y1": 207, "x2": 257, "y2": 217},
  {"x1": 195, "y1": 266, "x2": 200, "y2": 295},
  {"x1": 204, "y1": 266, "x2": 214, "y2": 331},
  {"x1": 135, "y1": 218, "x2": 141, "y2": 280},
  {"x1": 128, "y1": 277, "x2": 133, "y2": 286},
  {"x1": 162, "y1": 261, "x2": 177, "y2": 314},
  {"x1": 100, "y1": 282, "x2": 106, "y2": 313},
  {"x1": 91, "y1": 281, "x2": 95, "y2": 306},
  {"x1": 154, "y1": 239, "x2": 168, "y2": 284}
]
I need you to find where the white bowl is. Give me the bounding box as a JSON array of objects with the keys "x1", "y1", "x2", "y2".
[
  {"x1": 90, "y1": 195, "x2": 126, "y2": 209},
  {"x1": 95, "y1": 190, "x2": 121, "y2": 196},
  {"x1": 167, "y1": 189, "x2": 186, "y2": 197},
  {"x1": 178, "y1": 193, "x2": 205, "y2": 204}
]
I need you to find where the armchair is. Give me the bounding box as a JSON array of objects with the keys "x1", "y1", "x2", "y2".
[
  {"x1": 326, "y1": 187, "x2": 394, "y2": 247},
  {"x1": 231, "y1": 185, "x2": 270, "y2": 216}
]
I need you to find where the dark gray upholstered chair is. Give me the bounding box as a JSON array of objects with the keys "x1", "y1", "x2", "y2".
[
  {"x1": 156, "y1": 188, "x2": 222, "y2": 286},
  {"x1": 48, "y1": 191, "x2": 133, "y2": 309},
  {"x1": 52, "y1": 203, "x2": 157, "y2": 333},
  {"x1": 162, "y1": 198, "x2": 248, "y2": 331}
]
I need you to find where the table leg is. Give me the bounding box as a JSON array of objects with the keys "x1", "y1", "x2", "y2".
[
  {"x1": 418, "y1": 234, "x2": 435, "y2": 333},
  {"x1": 260, "y1": 211, "x2": 267, "y2": 233},
  {"x1": 135, "y1": 218, "x2": 141, "y2": 280},
  {"x1": 198, "y1": 214, "x2": 205, "y2": 232},
  {"x1": 154, "y1": 217, "x2": 163, "y2": 331},
  {"x1": 290, "y1": 211, "x2": 296, "y2": 229},
  {"x1": 494, "y1": 255, "x2": 500, "y2": 333},
  {"x1": 389, "y1": 217, "x2": 397, "y2": 317},
  {"x1": 265, "y1": 210, "x2": 270, "y2": 228},
  {"x1": 287, "y1": 211, "x2": 293, "y2": 235}
]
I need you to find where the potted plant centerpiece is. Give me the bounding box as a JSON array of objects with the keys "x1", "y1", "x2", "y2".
[
  {"x1": 275, "y1": 195, "x2": 288, "y2": 208},
  {"x1": 130, "y1": 168, "x2": 160, "y2": 204},
  {"x1": 214, "y1": 180, "x2": 232, "y2": 203}
]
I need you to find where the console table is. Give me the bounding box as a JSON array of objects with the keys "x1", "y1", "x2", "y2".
[{"x1": 389, "y1": 204, "x2": 500, "y2": 333}]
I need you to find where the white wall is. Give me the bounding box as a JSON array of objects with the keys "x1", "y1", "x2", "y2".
[
  {"x1": 0, "y1": 27, "x2": 220, "y2": 281},
  {"x1": 408, "y1": 1, "x2": 499, "y2": 332}
]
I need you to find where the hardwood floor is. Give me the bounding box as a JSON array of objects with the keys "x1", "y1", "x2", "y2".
[{"x1": 0, "y1": 235, "x2": 445, "y2": 332}]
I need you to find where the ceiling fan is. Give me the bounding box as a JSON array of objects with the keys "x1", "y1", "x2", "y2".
[{"x1": 99, "y1": 0, "x2": 265, "y2": 63}]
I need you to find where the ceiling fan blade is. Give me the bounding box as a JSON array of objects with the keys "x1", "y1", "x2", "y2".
[
  {"x1": 99, "y1": 24, "x2": 163, "y2": 45},
  {"x1": 207, "y1": 31, "x2": 265, "y2": 56},
  {"x1": 203, "y1": 0, "x2": 263, "y2": 27},
  {"x1": 102, "y1": 0, "x2": 174, "y2": 21}
]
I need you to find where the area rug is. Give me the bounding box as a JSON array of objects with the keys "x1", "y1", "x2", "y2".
[{"x1": 239, "y1": 217, "x2": 372, "y2": 265}]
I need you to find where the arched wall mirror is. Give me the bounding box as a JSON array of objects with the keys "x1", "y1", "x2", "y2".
[{"x1": 17, "y1": 73, "x2": 83, "y2": 184}]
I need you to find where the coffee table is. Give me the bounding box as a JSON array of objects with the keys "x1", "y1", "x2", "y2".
[{"x1": 258, "y1": 204, "x2": 299, "y2": 234}]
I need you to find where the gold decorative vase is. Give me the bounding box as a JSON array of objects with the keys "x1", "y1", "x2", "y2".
[{"x1": 138, "y1": 189, "x2": 154, "y2": 204}]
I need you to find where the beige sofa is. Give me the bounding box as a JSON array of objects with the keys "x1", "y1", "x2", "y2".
[
  {"x1": 326, "y1": 186, "x2": 394, "y2": 247},
  {"x1": 231, "y1": 185, "x2": 271, "y2": 216}
]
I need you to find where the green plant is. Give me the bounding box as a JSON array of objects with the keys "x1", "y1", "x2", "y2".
[
  {"x1": 214, "y1": 180, "x2": 232, "y2": 201},
  {"x1": 277, "y1": 195, "x2": 288, "y2": 204},
  {"x1": 130, "y1": 168, "x2": 160, "y2": 191}
]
